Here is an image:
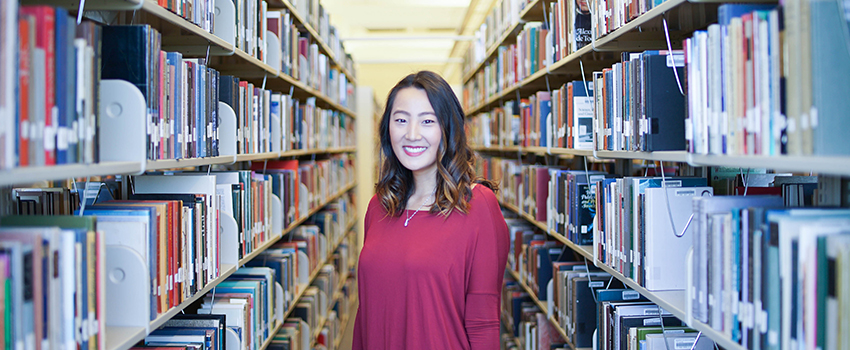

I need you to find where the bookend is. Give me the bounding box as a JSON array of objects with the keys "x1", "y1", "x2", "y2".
[
  {"x1": 271, "y1": 111, "x2": 282, "y2": 155},
  {"x1": 265, "y1": 31, "x2": 282, "y2": 73},
  {"x1": 105, "y1": 245, "x2": 150, "y2": 330},
  {"x1": 225, "y1": 328, "x2": 240, "y2": 350},
  {"x1": 220, "y1": 213, "x2": 239, "y2": 266},
  {"x1": 218, "y1": 102, "x2": 237, "y2": 158},
  {"x1": 296, "y1": 251, "x2": 309, "y2": 288},
  {"x1": 213, "y1": 0, "x2": 236, "y2": 47},
  {"x1": 99, "y1": 79, "x2": 147, "y2": 173},
  {"x1": 271, "y1": 194, "x2": 284, "y2": 239},
  {"x1": 275, "y1": 282, "x2": 285, "y2": 323}
]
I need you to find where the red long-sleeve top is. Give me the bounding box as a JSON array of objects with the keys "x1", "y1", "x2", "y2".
[{"x1": 352, "y1": 185, "x2": 510, "y2": 350}]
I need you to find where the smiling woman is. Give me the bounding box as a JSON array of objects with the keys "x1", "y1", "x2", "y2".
[{"x1": 352, "y1": 71, "x2": 510, "y2": 350}]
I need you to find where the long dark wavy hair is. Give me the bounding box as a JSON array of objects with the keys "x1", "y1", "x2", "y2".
[{"x1": 375, "y1": 71, "x2": 497, "y2": 217}]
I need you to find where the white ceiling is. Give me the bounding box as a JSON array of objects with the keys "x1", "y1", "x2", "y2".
[{"x1": 320, "y1": 0, "x2": 493, "y2": 77}]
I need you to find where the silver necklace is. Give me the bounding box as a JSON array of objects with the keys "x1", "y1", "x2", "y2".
[{"x1": 404, "y1": 194, "x2": 433, "y2": 227}]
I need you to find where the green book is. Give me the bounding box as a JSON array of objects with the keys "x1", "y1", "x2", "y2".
[{"x1": 0, "y1": 215, "x2": 96, "y2": 231}]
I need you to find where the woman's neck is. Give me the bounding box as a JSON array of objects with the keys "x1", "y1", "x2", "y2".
[{"x1": 410, "y1": 166, "x2": 438, "y2": 205}]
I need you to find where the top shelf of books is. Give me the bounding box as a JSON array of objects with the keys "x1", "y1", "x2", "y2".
[{"x1": 461, "y1": 0, "x2": 773, "y2": 87}]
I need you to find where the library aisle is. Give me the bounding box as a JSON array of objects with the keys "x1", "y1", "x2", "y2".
[{"x1": 1, "y1": 0, "x2": 850, "y2": 349}]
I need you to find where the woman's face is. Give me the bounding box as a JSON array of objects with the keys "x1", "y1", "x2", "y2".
[{"x1": 389, "y1": 87, "x2": 442, "y2": 176}]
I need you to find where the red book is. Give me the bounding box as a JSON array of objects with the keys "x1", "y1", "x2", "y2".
[
  {"x1": 20, "y1": 6, "x2": 56, "y2": 165},
  {"x1": 18, "y1": 16, "x2": 34, "y2": 167},
  {"x1": 535, "y1": 167, "x2": 551, "y2": 222}
]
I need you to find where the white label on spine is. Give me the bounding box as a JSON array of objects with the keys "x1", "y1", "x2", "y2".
[
  {"x1": 57, "y1": 128, "x2": 69, "y2": 150},
  {"x1": 44, "y1": 125, "x2": 56, "y2": 151},
  {"x1": 674, "y1": 339, "x2": 695, "y2": 349},
  {"x1": 623, "y1": 290, "x2": 640, "y2": 300},
  {"x1": 20, "y1": 120, "x2": 30, "y2": 139}
]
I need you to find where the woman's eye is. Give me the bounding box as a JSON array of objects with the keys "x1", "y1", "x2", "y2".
[
  {"x1": 423, "y1": 119, "x2": 435, "y2": 125},
  {"x1": 394, "y1": 118, "x2": 406, "y2": 124}
]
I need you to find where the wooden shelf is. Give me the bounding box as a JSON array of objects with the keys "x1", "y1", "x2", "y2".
[
  {"x1": 0, "y1": 162, "x2": 143, "y2": 186},
  {"x1": 0, "y1": 148, "x2": 356, "y2": 187},
  {"x1": 498, "y1": 198, "x2": 745, "y2": 350},
  {"x1": 146, "y1": 156, "x2": 238, "y2": 171},
  {"x1": 140, "y1": 0, "x2": 234, "y2": 56},
  {"x1": 474, "y1": 145, "x2": 850, "y2": 177}
]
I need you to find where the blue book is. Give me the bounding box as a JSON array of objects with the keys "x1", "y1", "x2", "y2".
[{"x1": 54, "y1": 8, "x2": 75, "y2": 164}]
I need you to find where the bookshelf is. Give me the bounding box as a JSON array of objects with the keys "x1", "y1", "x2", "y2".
[
  {"x1": 462, "y1": 0, "x2": 554, "y2": 84},
  {"x1": 333, "y1": 296, "x2": 358, "y2": 350},
  {"x1": 498, "y1": 199, "x2": 747, "y2": 350},
  {"x1": 464, "y1": 1, "x2": 850, "y2": 348},
  {"x1": 463, "y1": 0, "x2": 770, "y2": 116},
  {"x1": 262, "y1": 219, "x2": 357, "y2": 350},
  {"x1": 0, "y1": 0, "x2": 362, "y2": 349},
  {"x1": 103, "y1": 181, "x2": 357, "y2": 350}
]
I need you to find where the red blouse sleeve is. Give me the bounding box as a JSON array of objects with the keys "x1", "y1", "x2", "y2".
[{"x1": 464, "y1": 187, "x2": 510, "y2": 349}]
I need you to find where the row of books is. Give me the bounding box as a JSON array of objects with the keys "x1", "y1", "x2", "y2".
[
  {"x1": 131, "y1": 225, "x2": 355, "y2": 350},
  {"x1": 591, "y1": 50, "x2": 686, "y2": 152},
  {"x1": 0, "y1": 5, "x2": 102, "y2": 169},
  {"x1": 467, "y1": 79, "x2": 594, "y2": 150},
  {"x1": 289, "y1": 0, "x2": 356, "y2": 77},
  {"x1": 100, "y1": 24, "x2": 225, "y2": 160},
  {"x1": 465, "y1": 21, "x2": 553, "y2": 111},
  {"x1": 156, "y1": 0, "x2": 214, "y2": 34},
  {"x1": 0, "y1": 175, "x2": 355, "y2": 350},
  {"x1": 465, "y1": 2, "x2": 850, "y2": 158},
  {"x1": 219, "y1": 75, "x2": 355, "y2": 156},
  {"x1": 266, "y1": 8, "x2": 353, "y2": 107},
  {"x1": 0, "y1": 4, "x2": 358, "y2": 171},
  {"x1": 486, "y1": 154, "x2": 850, "y2": 348},
  {"x1": 684, "y1": 4, "x2": 849, "y2": 157},
  {"x1": 689, "y1": 201, "x2": 850, "y2": 349},
  {"x1": 465, "y1": 0, "x2": 529, "y2": 73},
  {"x1": 500, "y1": 284, "x2": 566, "y2": 350},
  {"x1": 248, "y1": 156, "x2": 354, "y2": 227},
  {"x1": 0, "y1": 219, "x2": 106, "y2": 350},
  {"x1": 502, "y1": 255, "x2": 718, "y2": 350}
]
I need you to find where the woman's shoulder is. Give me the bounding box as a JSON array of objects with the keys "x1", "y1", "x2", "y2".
[
  {"x1": 366, "y1": 194, "x2": 385, "y2": 214},
  {"x1": 471, "y1": 183, "x2": 497, "y2": 203},
  {"x1": 470, "y1": 184, "x2": 500, "y2": 217}
]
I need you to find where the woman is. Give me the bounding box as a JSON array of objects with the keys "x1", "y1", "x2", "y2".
[{"x1": 352, "y1": 71, "x2": 510, "y2": 349}]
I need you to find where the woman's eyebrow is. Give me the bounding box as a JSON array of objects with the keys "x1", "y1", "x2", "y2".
[{"x1": 392, "y1": 110, "x2": 410, "y2": 116}]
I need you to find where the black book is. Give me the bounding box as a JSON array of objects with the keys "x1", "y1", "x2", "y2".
[
  {"x1": 642, "y1": 51, "x2": 686, "y2": 151},
  {"x1": 101, "y1": 25, "x2": 160, "y2": 159}
]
